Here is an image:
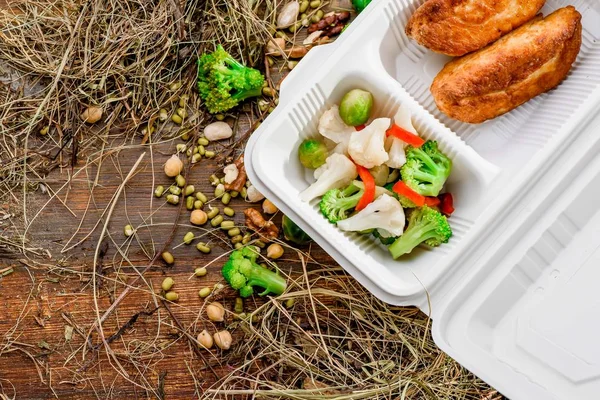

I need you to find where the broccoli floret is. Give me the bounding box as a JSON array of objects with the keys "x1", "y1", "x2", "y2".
[
  {"x1": 319, "y1": 183, "x2": 363, "y2": 223},
  {"x1": 221, "y1": 249, "x2": 287, "y2": 298},
  {"x1": 373, "y1": 229, "x2": 397, "y2": 245},
  {"x1": 197, "y1": 45, "x2": 265, "y2": 114},
  {"x1": 384, "y1": 182, "x2": 416, "y2": 208},
  {"x1": 400, "y1": 141, "x2": 452, "y2": 197},
  {"x1": 388, "y1": 206, "x2": 452, "y2": 258}
]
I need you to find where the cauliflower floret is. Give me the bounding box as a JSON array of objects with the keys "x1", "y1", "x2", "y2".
[
  {"x1": 336, "y1": 194, "x2": 405, "y2": 236},
  {"x1": 348, "y1": 118, "x2": 390, "y2": 169},
  {"x1": 318, "y1": 105, "x2": 354, "y2": 150},
  {"x1": 300, "y1": 154, "x2": 357, "y2": 202},
  {"x1": 385, "y1": 105, "x2": 418, "y2": 169}
]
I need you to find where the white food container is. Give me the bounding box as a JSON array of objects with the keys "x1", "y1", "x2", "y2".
[{"x1": 245, "y1": 0, "x2": 600, "y2": 398}]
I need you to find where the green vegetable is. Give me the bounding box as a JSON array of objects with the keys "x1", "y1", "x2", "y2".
[
  {"x1": 221, "y1": 247, "x2": 287, "y2": 298},
  {"x1": 388, "y1": 206, "x2": 452, "y2": 258},
  {"x1": 384, "y1": 182, "x2": 417, "y2": 208},
  {"x1": 298, "y1": 138, "x2": 329, "y2": 169},
  {"x1": 400, "y1": 141, "x2": 452, "y2": 197},
  {"x1": 197, "y1": 45, "x2": 265, "y2": 114},
  {"x1": 372, "y1": 229, "x2": 396, "y2": 245},
  {"x1": 282, "y1": 215, "x2": 312, "y2": 245},
  {"x1": 319, "y1": 183, "x2": 363, "y2": 223},
  {"x1": 339, "y1": 89, "x2": 373, "y2": 126},
  {"x1": 352, "y1": 0, "x2": 372, "y2": 13}
]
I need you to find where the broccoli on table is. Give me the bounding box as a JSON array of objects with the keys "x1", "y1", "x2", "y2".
[
  {"x1": 388, "y1": 206, "x2": 452, "y2": 259},
  {"x1": 400, "y1": 141, "x2": 452, "y2": 197},
  {"x1": 221, "y1": 247, "x2": 287, "y2": 298},
  {"x1": 197, "y1": 45, "x2": 265, "y2": 113},
  {"x1": 319, "y1": 183, "x2": 363, "y2": 223}
]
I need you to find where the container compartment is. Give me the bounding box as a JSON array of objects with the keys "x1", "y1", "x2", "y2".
[
  {"x1": 250, "y1": 63, "x2": 498, "y2": 299},
  {"x1": 378, "y1": 0, "x2": 600, "y2": 175}
]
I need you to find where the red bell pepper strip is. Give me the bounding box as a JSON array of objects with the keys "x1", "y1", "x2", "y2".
[
  {"x1": 355, "y1": 165, "x2": 375, "y2": 211},
  {"x1": 424, "y1": 196, "x2": 441, "y2": 207},
  {"x1": 355, "y1": 124, "x2": 366, "y2": 131},
  {"x1": 392, "y1": 181, "x2": 425, "y2": 207},
  {"x1": 386, "y1": 124, "x2": 425, "y2": 147},
  {"x1": 438, "y1": 193, "x2": 455, "y2": 216}
]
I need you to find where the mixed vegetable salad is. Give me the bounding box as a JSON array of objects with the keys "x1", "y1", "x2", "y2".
[{"x1": 297, "y1": 89, "x2": 455, "y2": 258}]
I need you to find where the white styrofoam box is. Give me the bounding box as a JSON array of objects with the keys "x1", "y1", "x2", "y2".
[{"x1": 246, "y1": 0, "x2": 600, "y2": 398}]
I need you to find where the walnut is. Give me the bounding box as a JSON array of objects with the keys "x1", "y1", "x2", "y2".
[
  {"x1": 244, "y1": 208, "x2": 279, "y2": 239},
  {"x1": 224, "y1": 155, "x2": 247, "y2": 192}
]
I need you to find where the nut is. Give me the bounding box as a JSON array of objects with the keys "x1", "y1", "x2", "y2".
[
  {"x1": 262, "y1": 199, "x2": 278, "y2": 214},
  {"x1": 203, "y1": 121, "x2": 232, "y2": 141},
  {"x1": 267, "y1": 243, "x2": 284, "y2": 259},
  {"x1": 266, "y1": 38, "x2": 286, "y2": 57},
  {"x1": 164, "y1": 155, "x2": 183, "y2": 177},
  {"x1": 190, "y1": 210, "x2": 208, "y2": 225}
]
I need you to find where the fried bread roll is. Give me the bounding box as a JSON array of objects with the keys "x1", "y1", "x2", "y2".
[
  {"x1": 430, "y1": 6, "x2": 582, "y2": 124},
  {"x1": 406, "y1": 0, "x2": 546, "y2": 56}
]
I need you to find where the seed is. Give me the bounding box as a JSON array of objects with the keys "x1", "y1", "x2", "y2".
[
  {"x1": 191, "y1": 153, "x2": 201, "y2": 163},
  {"x1": 211, "y1": 215, "x2": 224, "y2": 227},
  {"x1": 234, "y1": 297, "x2": 244, "y2": 313},
  {"x1": 197, "y1": 137, "x2": 209, "y2": 146},
  {"x1": 214, "y1": 184, "x2": 225, "y2": 198},
  {"x1": 206, "y1": 302, "x2": 225, "y2": 322},
  {"x1": 224, "y1": 207, "x2": 235, "y2": 217},
  {"x1": 205, "y1": 150, "x2": 215, "y2": 158},
  {"x1": 215, "y1": 114, "x2": 225, "y2": 121},
  {"x1": 186, "y1": 148, "x2": 193, "y2": 157},
  {"x1": 162, "y1": 277, "x2": 175, "y2": 291},
  {"x1": 262, "y1": 87, "x2": 274, "y2": 97},
  {"x1": 193, "y1": 146, "x2": 199, "y2": 155},
  {"x1": 220, "y1": 177, "x2": 225, "y2": 184},
  {"x1": 262, "y1": 199, "x2": 278, "y2": 214},
  {"x1": 183, "y1": 232, "x2": 194, "y2": 244},
  {"x1": 178, "y1": 94, "x2": 189, "y2": 108},
  {"x1": 166, "y1": 194, "x2": 180, "y2": 205},
  {"x1": 242, "y1": 233, "x2": 252, "y2": 244},
  {"x1": 268, "y1": 107, "x2": 275, "y2": 113},
  {"x1": 310, "y1": 0, "x2": 321, "y2": 8},
  {"x1": 186, "y1": 196, "x2": 194, "y2": 210},
  {"x1": 124, "y1": 225, "x2": 134, "y2": 237},
  {"x1": 169, "y1": 186, "x2": 182, "y2": 196},
  {"x1": 198, "y1": 287, "x2": 212, "y2": 298},
  {"x1": 285, "y1": 298, "x2": 295, "y2": 308},
  {"x1": 39, "y1": 126, "x2": 49, "y2": 135},
  {"x1": 197, "y1": 330, "x2": 213, "y2": 349},
  {"x1": 183, "y1": 186, "x2": 194, "y2": 197},
  {"x1": 274, "y1": 98, "x2": 279, "y2": 106},
  {"x1": 299, "y1": 0, "x2": 309, "y2": 12},
  {"x1": 258, "y1": 99, "x2": 269, "y2": 112},
  {"x1": 176, "y1": 143, "x2": 186, "y2": 153},
  {"x1": 213, "y1": 330, "x2": 233, "y2": 350},
  {"x1": 176, "y1": 108, "x2": 188, "y2": 119},
  {"x1": 169, "y1": 81, "x2": 182, "y2": 91},
  {"x1": 267, "y1": 243, "x2": 284, "y2": 259},
  {"x1": 194, "y1": 267, "x2": 207, "y2": 277},
  {"x1": 220, "y1": 220, "x2": 235, "y2": 230},
  {"x1": 234, "y1": 312, "x2": 247, "y2": 320},
  {"x1": 194, "y1": 200, "x2": 203, "y2": 209},
  {"x1": 228, "y1": 228, "x2": 241, "y2": 237},
  {"x1": 197, "y1": 145, "x2": 205, "y2": 156},
  {"x1": 181, "y1": 130, "x2": 191, "y2": 141},
  {"x1": 190, "y1": 209, "x2": 208, "y2": 225},
  {"x1": 196, "y1": 192, "x2": 208, "y2": 203},
  {"x1": 161, "y1": 252, "x2": 175, "y2": 265},
  {"x1": 240, "y1": 187, "x2": 247, "y2": 199},
  {"x1": 266, "y1": 56, "x2": 274, "y2": 67},
  {"x1": 159, "y1": 108, "x2": 168, "y2": 121},
  {"x1": 287, "y1": 61, "x2": 298, "y2": 70},
  {"x1": 255, "y1": 240, "x2": 266, "y2": 248},
  {"x1": 234, "y1": 242, "x2": 243, "y2": 249},
  {"x1": 165, "y1": 291, "x2": 179, "y2": 301},
  {"x1": 196, "y1": 243, "x2": 211, "y2": 254},
  {"x1": 171, "y1": 114, "x2": 183, "y2": 125},
  {"x1": 175, "y1": 174, "x2": 186, "y2": 187},
  {"x1": 231, "y1": 235, "x2": 243, "y2": 244},
  {"x1": 81, "y1": 106, "x2": 103, "y2": 123},
  {"x1": 288, "y1": 22, "x2": 300, "y2": 33},
  {"x1": 207, "y1": 207, "x2": 220, "y2": 219},
  {"x1": 221, "y1": 192, "x2": 231, "y2": 205},
  {"x1": 209, "y1": 174, "x2": 220, "y2": 186},
  {"x1": 164, "y1": 155, "x2": 183, "y2": 177}
]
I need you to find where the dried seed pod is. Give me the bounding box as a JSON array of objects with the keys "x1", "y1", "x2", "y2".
[
  {"x1": 206, "y1": 302, "x2": 225, "y2": 322},
  {"x1": 213, "y1": 330, "x2": 233, "y2": 350}
]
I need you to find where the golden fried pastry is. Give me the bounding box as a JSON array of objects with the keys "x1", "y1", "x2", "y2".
[
  {"x1": 430, "y1": 6, "x2": 582, "y2": 124},
  {"x1": 406, "y1": 0, "x2": 546, "y2": 56}
]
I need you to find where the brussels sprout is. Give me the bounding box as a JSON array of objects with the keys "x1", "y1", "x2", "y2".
[
  {"x1": 339, "y1": 89, "x2": 373, "y2": 126},
  {"x1": 298, "y1": 138, "x2": 329, "y2": 169},
  {"x1": 282, "y1": 215, "x2": 312, "y2": 245}
]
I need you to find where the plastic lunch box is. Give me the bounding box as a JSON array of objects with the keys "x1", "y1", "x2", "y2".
[{"x1": 245, "y1": 0, "x2": 600, "y2": 398}]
